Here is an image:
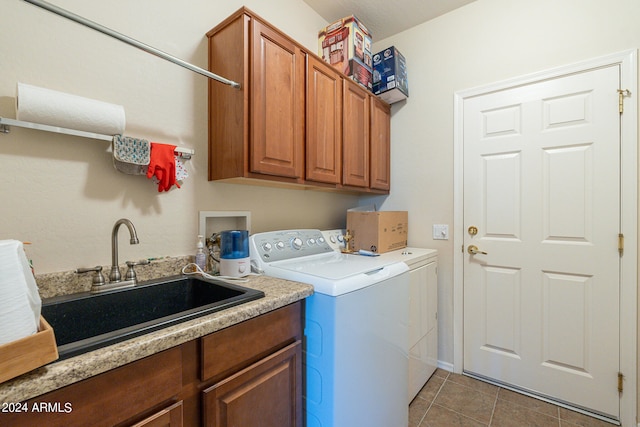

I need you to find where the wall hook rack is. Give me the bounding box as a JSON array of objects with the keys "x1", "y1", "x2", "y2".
[{"x1": 22, "y1": 0, "x2": 241, "y2": 89}]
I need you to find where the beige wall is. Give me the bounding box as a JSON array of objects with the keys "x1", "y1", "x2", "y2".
[
  {"x1": 366, "y1": 0, "x2": 640, "y2": 371},
  {"x1": 4, "y1": 0, "x2": 640, "y2": 411},
  {"x1": 0, "y1": 0, "x2": 359, "y2": 274}
]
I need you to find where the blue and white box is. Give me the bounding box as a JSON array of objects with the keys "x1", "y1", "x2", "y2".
[{"x1": 372, "y1": 46, "x2": 409, "y2": 104}]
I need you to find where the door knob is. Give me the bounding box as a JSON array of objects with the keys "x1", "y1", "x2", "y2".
[{"x1": 467, "y1": 245, "x2": 488, "y2": 255}]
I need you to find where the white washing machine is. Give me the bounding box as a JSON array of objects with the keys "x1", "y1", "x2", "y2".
[
  {"x1": 250, "y1": 229, "x2": 410, "y2": 427},
  {"x1": 322, "y1": 230, "x2": 439, "y2": 402}
]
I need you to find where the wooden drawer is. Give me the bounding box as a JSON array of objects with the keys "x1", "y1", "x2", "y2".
[
  {"x1": 4, "y1": 347, "x2": 182, "y2": 427},
  {"x1": 201, "y1": 302, "x2": 302, "y2": 382}
]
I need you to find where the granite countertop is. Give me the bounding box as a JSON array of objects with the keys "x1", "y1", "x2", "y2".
[{"x1": 0, "y1": 274, "x2": 313, "y2": 403}]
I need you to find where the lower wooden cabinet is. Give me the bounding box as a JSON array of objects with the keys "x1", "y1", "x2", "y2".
[
  {"x1": 131, "y1": 401, "x2": 183, "y2": 427},
  {"x1": 2, "y1": 302, "x2": 303, "y2": 427},
  {"x1": 0, "y1": 347, "x2": 183, "y2": 427},
  {"x1": 202, "y1": 341, "x2": 301, "y2": 427}
]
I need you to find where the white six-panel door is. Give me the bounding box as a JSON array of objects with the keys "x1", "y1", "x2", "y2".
[{"x1": 462, "y1": 65, "x2": 621, "y2": 418}]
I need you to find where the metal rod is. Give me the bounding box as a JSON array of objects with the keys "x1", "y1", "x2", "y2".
[{"x1": 22, "y1": 0, "x2": 241, "y2": 89}]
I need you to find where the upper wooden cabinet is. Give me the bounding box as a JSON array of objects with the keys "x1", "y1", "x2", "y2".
[
  {"x1": 207, "y1": 7, "x2": 390, "y2": 194},
  {"x1": 250, "y1": 19, "x2": 305, "y2": 179},
  {"x1": 207, "y1": 9, "x2": 304, "y2": 183},
  {"x1": 343, "y1": 79, "x2": 370, "y2": 188},
  {"x1": 370, "y1": 96, "x2": 391, "y2": 191},
  {"x1": 306, "y1": 55, "x2": 343, "y2": 184},
  {"x1": 207, "y1": 12, "x2": 246, "y2": 181}
]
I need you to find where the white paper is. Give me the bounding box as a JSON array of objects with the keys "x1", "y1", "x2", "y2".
[
  {"x1": 0, "y1": 240, "x2": 42, "y2": 345},
  {"x1": 16, "y1": 82, "x2": 125, "y2": 135}
]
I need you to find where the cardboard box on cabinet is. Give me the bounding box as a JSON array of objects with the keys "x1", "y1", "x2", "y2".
[
  {"x1": 318, "y1": 15, "x2": 373, "y2": 90},
  {"x1": 373, "y1": 46, "x2": 409, "y2": 104},
  {"x1": 346, "y1": 211, "x2": 408, "y2": 253}
]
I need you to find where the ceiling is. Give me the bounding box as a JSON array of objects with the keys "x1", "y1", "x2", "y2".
[{"x1": 303, "y1": 0, "x2": 476, "y2": 41}]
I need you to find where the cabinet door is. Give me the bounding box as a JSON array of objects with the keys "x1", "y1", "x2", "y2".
[
  {"x1": 342, "y1": 79, "x2": 370, "y2": 187},
  {"x1": 250, "y1": 19, "x2": 305, "y2": 179},
  {"x1": 370, "y1": 96, "x2": 391, "y2": 191},
  {"x1": 131, "y1": 401, "x2": 183, "y2": 427},
  {"x1": 203, "y1": 341, "x2": 302, "y2": 427},
  {"x1": 306, "y1": 56, "x2": 342, "y2": 184}
]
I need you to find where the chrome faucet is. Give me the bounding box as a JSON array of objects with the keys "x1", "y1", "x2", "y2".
[
  {"x1": 76, "y1": 218, "x2": 149, "y2": 293},
  {"x1": 110, "y1": 218, "x2": 139, "y2": 283}
]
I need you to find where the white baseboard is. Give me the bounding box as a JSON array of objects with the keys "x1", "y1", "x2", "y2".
[{"x1": 437, "y1": 360, "x2": 453, "y2": 373}]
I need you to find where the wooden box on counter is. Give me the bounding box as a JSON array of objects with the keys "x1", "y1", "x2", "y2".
[{"x1": 0, "y1": 316, "x2": 58, "y2": 384}]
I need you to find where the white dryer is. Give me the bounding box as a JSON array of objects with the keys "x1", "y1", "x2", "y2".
[{"x1": 378, "y1": 248, "x2": 439, "y2": 402}]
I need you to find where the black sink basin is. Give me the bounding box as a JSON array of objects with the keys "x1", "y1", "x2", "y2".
[{"x1": 41, "y1": 275, "x2": 264, "y2": 360}]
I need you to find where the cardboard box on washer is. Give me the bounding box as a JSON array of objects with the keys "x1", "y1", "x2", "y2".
[{"x1": 346, "y1": 211, "x2": 408, "y2": 253}]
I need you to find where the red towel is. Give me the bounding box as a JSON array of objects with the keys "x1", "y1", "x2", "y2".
[{"x1": 146, "y1": 142, "x2": 180, "y2": 192}]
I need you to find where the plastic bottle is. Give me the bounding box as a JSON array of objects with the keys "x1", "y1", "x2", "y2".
[{"x1": 195, "y1": 235, "x2": 207, "y2": 271}]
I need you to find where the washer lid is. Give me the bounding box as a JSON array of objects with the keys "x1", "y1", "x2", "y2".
[
  {"x1": 263, "y1": 252, "x2": 409, "y2": 296},
  {"x1": 272, "y1": 251, "x2": 398, "y2": 279}
]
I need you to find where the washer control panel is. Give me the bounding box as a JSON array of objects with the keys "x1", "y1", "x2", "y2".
[
  {"x1": 250, "y1": 229, "x2": 334, "y2": 263},
  {"x1": 321, "y1": 229, "x2": 346, "y2": 252}
]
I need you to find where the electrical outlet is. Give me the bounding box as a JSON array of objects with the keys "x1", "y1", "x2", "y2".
[{"x1": 433, "y1": 224, "x2": 449, "y2": 240}]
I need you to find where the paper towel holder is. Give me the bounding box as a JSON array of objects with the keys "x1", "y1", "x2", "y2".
[{"x1": 0, "y1": 117, "x2": 195, "y2": 159}]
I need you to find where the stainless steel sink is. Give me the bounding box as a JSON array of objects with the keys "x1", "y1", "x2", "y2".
[{"x1": 41, "y1": 275, "x2": 264, "y2": 360}]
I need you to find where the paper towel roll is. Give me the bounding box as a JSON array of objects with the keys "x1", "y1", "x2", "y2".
[
  {"x1": 0, "y1": 240, "x2": 42, "y2": 346},
  {"x1": 16, "y1": 82, "x2": 126, "y2": 135}
]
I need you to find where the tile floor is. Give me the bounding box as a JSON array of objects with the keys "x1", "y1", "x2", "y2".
[{"x1": 409, "y1": 369, "x2": 615, "y2": 427}]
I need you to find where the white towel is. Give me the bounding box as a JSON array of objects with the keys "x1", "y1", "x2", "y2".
[{"x1": 0, "y1": 240, "x2": 42, "y2": 345}]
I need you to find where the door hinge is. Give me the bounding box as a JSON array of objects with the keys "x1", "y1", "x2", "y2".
[
  {"x1": 618, "y1": 233, "x2": 624, "y2": 256},
  {"x1": 618, "y1": 89, "x2": 631, "y2": 113},
  {"x1": 618, "y1": 372, "x2": 624, "y2": 393}
]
